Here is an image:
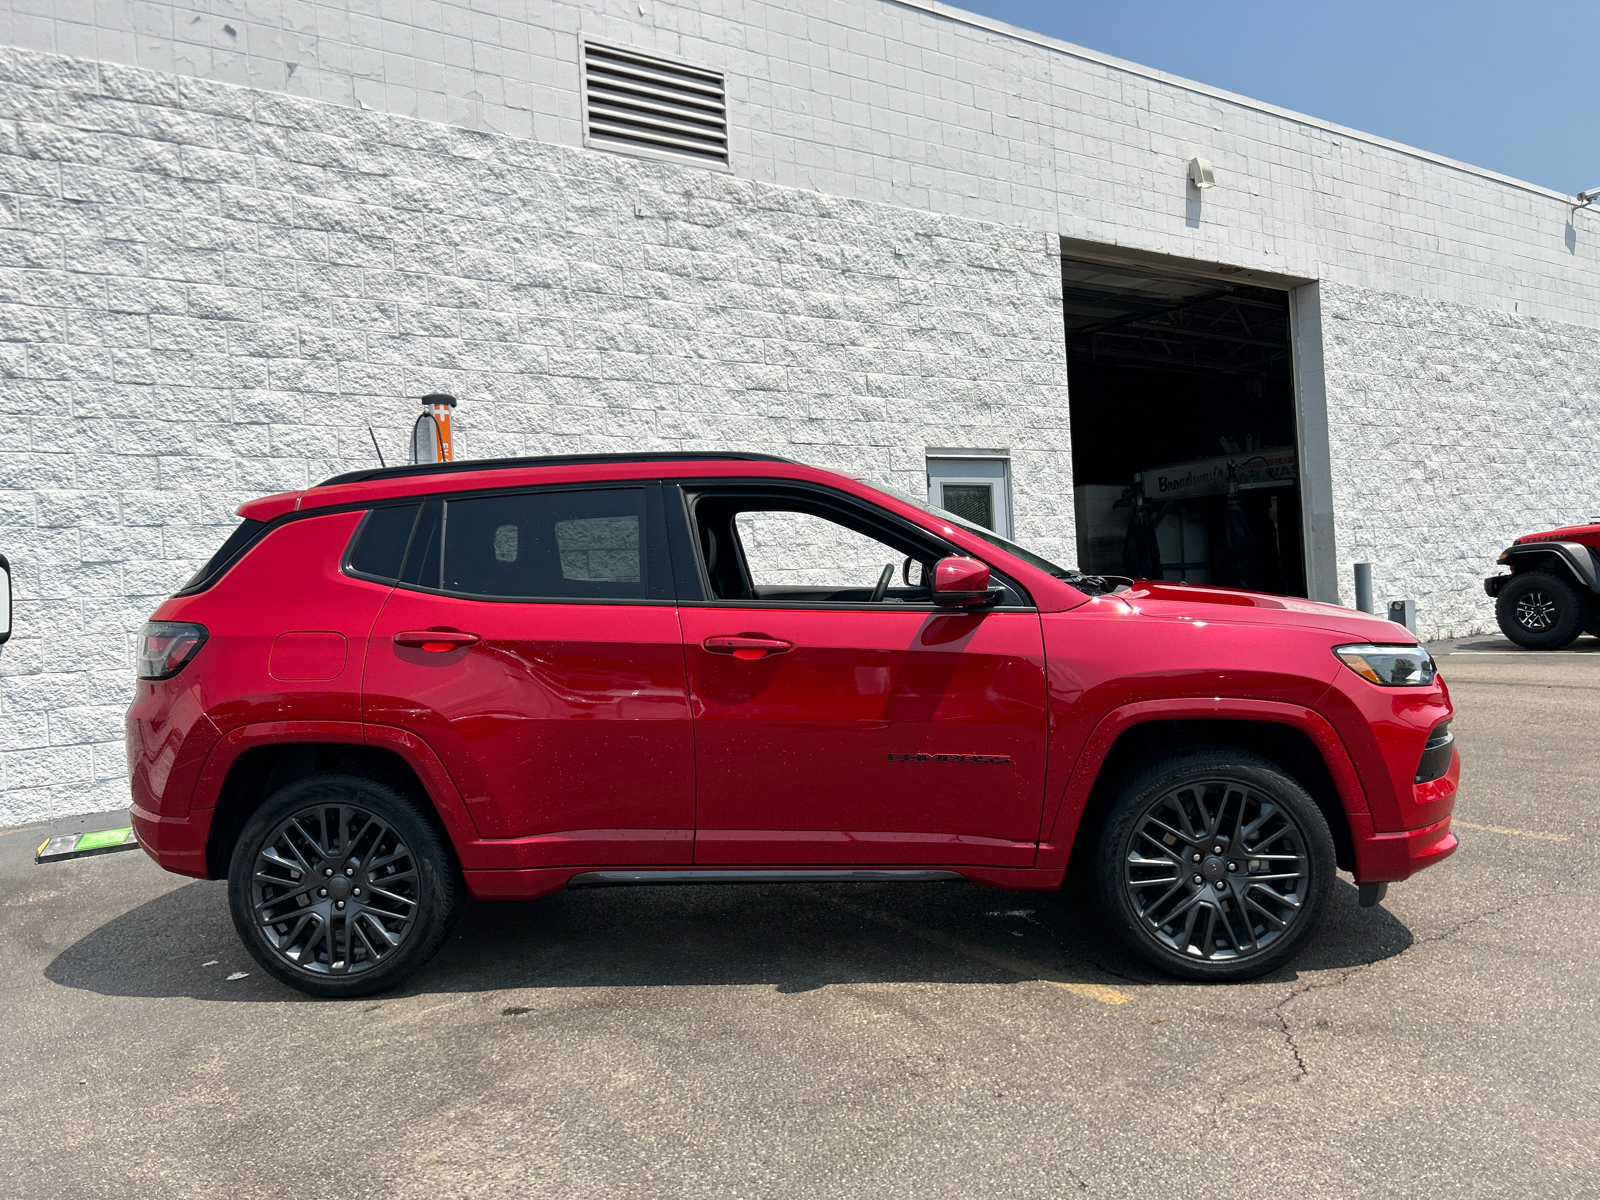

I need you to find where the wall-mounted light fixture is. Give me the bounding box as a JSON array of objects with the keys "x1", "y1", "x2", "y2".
[{"x1": 1189, "y1": 157, "x2": 1217, "y2": 190}]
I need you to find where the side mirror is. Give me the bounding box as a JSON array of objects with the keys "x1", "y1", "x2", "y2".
[
  {"x1": 931, "y1": 555, "x2": 998, "y2": 608},
  {"x1": 0, "y1": 553, "x2": 10, "y2": 645}
]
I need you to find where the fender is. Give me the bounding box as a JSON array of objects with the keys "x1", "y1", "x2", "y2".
[
  {"x1": 362, "y1": 723, "x2": 485, "y2": 853},
  {"x1": 1492, "y1": 542, "x2": 1600, "y2": 594},
  {"x1": 194, "y1": 720, "x2": 371, "y2": 811},
  {"x1": 1034, "y1": 697, "x2": 1368, "y2": 870},
  {"x1": 192, "y1": 719, "x2": 484, "y2": 865}
]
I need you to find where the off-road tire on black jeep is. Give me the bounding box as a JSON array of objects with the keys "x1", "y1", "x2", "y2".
[
  {"x1": 228, "y1": 773, "x2": 461, "y2": 998},
  {"x1": 1092, "y1": 749, "x2": 1336, "y2": 982},
  {"x1": 1495, "y1": 570, "x2": 1587, "y2": 650}
]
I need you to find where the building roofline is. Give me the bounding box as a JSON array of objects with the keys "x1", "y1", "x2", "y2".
[
  {"x1": 896, "y1": 0, "x2": 1575, "y2": 206},
  {"x1": 319, "y1": 451, "x2": 794, "y2": 489}
]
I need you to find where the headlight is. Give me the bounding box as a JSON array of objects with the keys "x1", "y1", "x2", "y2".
[{"x1": 1333, "y1": 643, "x2": 1436, "y2": 687}]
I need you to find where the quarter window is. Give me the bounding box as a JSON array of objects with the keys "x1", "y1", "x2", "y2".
[{"x1": 347, "y1": 504, "x2": 422, "y2": 582}]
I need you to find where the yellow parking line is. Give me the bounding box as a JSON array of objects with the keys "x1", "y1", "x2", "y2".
[
  {"x1": 1454, "y1": 820, "x2": 1570, "y2": 843},
  {"x1": 822, "y1": 896, "x2": 1131, "y2": 1005}
]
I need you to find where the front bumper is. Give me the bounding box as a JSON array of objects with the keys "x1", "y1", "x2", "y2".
[
  {"x1": 129, "y1": 801, "x2": 212, "y2": 879},
  {"x1": 1485, "y1": 575, "x2": 1509, "y2": 597},
  {"x1": 1350, "y1": 812, "x2": 1459, "y2": 884},
  {"x1": 1348, "y1": 744, "x2": 1460, "y2": 885}
]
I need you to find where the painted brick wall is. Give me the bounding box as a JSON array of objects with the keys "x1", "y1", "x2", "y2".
[
  {"x1": 1322, "y1": 281, "x2": 1600, "y2": 638},
  {"x1": 2, "y1": 0, "x2": 1597, "y2": 328},
  {"x1": 0, "y1": 45, "x2": 1072, "y2": 826}
]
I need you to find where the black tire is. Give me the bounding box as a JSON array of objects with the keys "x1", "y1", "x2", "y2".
[
  {"x1": 1495, "y1": 571, "x2": 1588, "y2": 650},
  {"x1": 228, "y1": 773, "x2": 460, "y2": 998},
  {"x1": 1091, "y1": 749, "x2": 1335, "y2": 982}
]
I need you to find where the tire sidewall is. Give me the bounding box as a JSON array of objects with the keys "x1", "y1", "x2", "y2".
[
  {"x1": 1092, "y1": 750, "x2": 1336, "y2": 982},
  {"x1": 1496, "y1": 571, "x2": 1586, "y2": 650},
  {"x1": 227, "y1": 773, "x2": 460, "y2": 999}
]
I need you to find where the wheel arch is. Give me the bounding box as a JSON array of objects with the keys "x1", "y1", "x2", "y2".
[
  {"x1": 203, "y1": 731, "x2": 473, "y2": 879},
  {"x1": 1502, "y1": 543, "x2": 1600, "y2": 594},
  {"x1": 1045, "y1": 703, "x2": 1364, "y2": 875}
]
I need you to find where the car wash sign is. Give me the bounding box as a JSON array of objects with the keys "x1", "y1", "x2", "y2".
[{"x1": 1144, "y1": 447, "x2": 1298, "y2": 501}]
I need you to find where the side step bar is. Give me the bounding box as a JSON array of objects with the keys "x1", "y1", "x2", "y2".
[{"x1": 567, "y1": 869, "x2": 964, "y2": 888}]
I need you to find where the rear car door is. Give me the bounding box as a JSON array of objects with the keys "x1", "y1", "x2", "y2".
[
  {"x1": 361, "y1": 483, "x2": 695, "y2": 865},
  {"x1": 670, "y1": 482, "x2": 1050, "y2": 867}
]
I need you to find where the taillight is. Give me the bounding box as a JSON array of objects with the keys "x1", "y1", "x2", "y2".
[{"x1": 137, "y1": 621, "x2": 209, "y2": 680}]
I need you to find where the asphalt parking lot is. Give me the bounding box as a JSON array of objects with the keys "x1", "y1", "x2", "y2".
[{"x1": 2, "y1": 635, "x2": 1597, "y2": 1199}]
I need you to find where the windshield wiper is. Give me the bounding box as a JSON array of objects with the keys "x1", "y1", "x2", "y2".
[{"x1": 1053, "y1": 569, "x2": 1128, "y2": 596}]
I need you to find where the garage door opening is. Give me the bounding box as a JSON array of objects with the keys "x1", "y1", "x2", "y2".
[{"x1": 1063, "y1": 256, "x2": 1306, "y2": 596}]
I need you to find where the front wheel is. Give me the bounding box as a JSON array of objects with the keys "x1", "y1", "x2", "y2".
[
  {"x1": 1496, "y1": 571, "x2": 1587, "y2": 650},
  {"x1": 1092, "y1": 750, "x2": 1335, "y2": 981},
  {"x1": 228, "y1": 774, "x2": 461, "y2": 998}
]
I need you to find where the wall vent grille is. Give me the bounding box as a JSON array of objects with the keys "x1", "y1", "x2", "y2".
[{"x1": 583, "y1": 42, "x2": 728, "y2": 168}]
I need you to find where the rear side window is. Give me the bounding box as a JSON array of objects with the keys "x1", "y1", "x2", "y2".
[
  {"x1": 434, "y1": 488, "x2": 648, "y2": 601},
  {"x1": 346, "y1": 505, "x2": 421, "y2": 582},
  {"x1": 176, "y1": 518, "x2": 267, "y2": 594}
]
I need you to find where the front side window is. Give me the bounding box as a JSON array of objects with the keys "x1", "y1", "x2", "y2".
[
  {"x1": 734, "y1": 509, "x2": 912, "y2": 594},
  {"x1": 434, "y1": 488, "x2": 648, "y2": 601},
  {"x1": 685, "y1": 488, "x2": 1027, "y2": 606}
]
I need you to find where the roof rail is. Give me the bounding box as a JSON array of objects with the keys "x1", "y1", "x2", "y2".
[{"x1": 318, "y1": 451, "x2": 796, "y2": 488}]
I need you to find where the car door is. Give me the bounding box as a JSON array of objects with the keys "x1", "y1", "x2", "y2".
[
  {"x1": 362, "y1": 483, "x2": 695, "y2": 865},
  {"x1": 670, "y1": 482, "x2": 1050, "y2": 867}
]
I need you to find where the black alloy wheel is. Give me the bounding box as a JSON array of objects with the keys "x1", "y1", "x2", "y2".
[
  {"x1": 1093, "y1": 750, "x2": 1335, "y2": 981},
  {"x1": 228, "y1": 774, "x2": 460, "y2": 998},
  {"x1": 1495, "y1": 570, "x2": 1587, "y2": 650}
]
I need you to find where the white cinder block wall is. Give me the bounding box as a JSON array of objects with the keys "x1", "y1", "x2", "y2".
[
  {"x1": 0, "y1": 45, "x2": 1071, "y2": 825},
  {"x1": 1, "y1": 0, "x2": 1598, "y2": 823}
]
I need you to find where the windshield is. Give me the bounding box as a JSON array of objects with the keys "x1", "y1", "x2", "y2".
[{"x1": 876, "y1": 486, "x2": 1126, "y2": 596}]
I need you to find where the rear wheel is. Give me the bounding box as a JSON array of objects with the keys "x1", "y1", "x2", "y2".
[
  {"x1": 1495, "y1": 571, "x2": 1587, "y2": 650},
  {"x1": 227, "y1": 773, "x2": 460, "y2": 998},
  {"x1": 1092, "y1": 750, "x2": 1335, "y2": 981}
]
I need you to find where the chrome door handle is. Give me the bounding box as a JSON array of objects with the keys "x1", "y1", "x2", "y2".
[{"x1": 704, "y1": 635, "x2": 794, "y2": 660}]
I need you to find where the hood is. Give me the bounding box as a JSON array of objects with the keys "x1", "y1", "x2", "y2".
[
  {"x1": 1116, "y1": 580, "x2": 1413, "y2": 643},
  {"x1": 1514, "y1": 521, "x2": 1600, "y2": 551}
]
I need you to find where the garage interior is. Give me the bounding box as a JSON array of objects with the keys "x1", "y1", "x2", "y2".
[{"x1": 1062, "y1": 255, "x2": 1307, "y2": 596}]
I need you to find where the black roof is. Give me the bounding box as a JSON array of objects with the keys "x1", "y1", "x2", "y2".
[{"x1": 319, "y1": 451, "x2": 795, "y2": 489}]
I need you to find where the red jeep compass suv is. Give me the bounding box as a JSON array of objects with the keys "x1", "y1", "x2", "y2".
[{"x1": 127, "y1": 453, "x2": 1459, "y2": 996}]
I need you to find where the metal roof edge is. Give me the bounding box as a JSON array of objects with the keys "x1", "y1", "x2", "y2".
[
  {"x1": 891, "y1": 0, "x2": 1576, "y2": 206},
  {"x1": 317, "y1": 451, "x2": 796, "y2": 489}
]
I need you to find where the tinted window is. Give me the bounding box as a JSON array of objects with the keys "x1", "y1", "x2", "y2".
[
  {"x1": 403, "y1": 502, "x2": 442, "y2": 589},
  {"x1": 440, "y1": 489, "x2": 647, "y2": 600},
  {"x1": 347, "y1": 505, "x2": 420, "y2": 581}
]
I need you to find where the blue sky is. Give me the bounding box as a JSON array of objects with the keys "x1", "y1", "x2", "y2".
[{"x1": 952, "y1": 1, "x2": 1600, "y2": 197}]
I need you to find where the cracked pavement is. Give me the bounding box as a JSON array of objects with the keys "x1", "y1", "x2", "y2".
[{"x1": 0, "y1": 637, "x2": 1596, "y2": 1198}]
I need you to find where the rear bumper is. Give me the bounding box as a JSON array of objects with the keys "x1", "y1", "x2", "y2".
[{"x1": 129, "y1": 801, "x2": 212, "y2": 879}]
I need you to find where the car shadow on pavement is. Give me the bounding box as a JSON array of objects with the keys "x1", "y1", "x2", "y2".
[{"x1": 44, "y1": 873, "x2": 1414, "y2": 1002}]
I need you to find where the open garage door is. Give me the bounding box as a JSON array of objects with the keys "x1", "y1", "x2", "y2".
[{"x1": 1063, "y1": 255, "x2": 1307, "y2": 597}]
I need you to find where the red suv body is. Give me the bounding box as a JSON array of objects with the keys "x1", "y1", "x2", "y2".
[{"x1": 127, "y1": 454, "x2": 1458, "y2": 995}]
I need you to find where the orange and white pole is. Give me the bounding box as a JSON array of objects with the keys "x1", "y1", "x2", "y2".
[
  {"x1": 425, "y1": 392, "x2": 455, "y2": 462},
  {"x1": 414, "y1": 393, "x2": 457, "y2": 463}
]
